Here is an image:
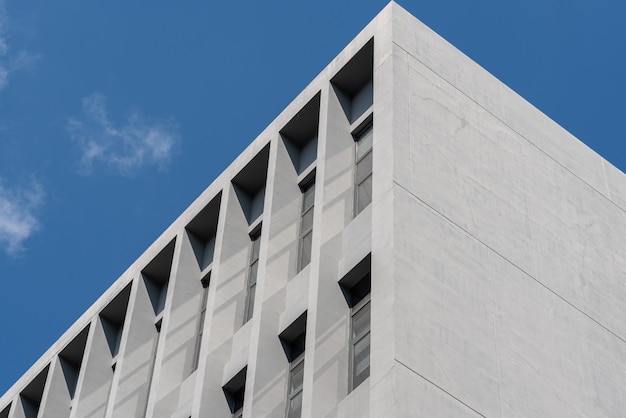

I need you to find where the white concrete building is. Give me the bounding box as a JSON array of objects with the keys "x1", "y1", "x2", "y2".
[{"x1": 2, "y1": 3, "x2": 625, "y2": 417}]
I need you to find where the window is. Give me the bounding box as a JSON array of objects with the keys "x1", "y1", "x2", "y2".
[
  {"x1": 298, "y1": 181, "x2": 315, "y2": 272},
  {"x1": 347, "y1": 274, "x2": 371, "y2": 391},
  {"x1": 191, "y1": 273, "x2": 210, "y2": 372},
  {"x1": 279, "y1": 314, "x2": 306, "y2": 418},
  {"x1": 223, "y1": 368, "x2": 246, "y2": 418},
  {"x1": 244, "y1": 231, "x2": 261, "y2": 324},
  {"x1": 286, "y1": 352, "x2": 304, "y2": 418},
  {"x1": 232, "y1": 392, "x2": 244, "y2": 418},
  {"x1": 354, "y1": 122, "x2": 373, "y2": 215}
]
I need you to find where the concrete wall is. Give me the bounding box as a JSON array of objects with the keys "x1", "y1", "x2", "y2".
[{"x1": 389, "y1": 3, "x2": 626, "y2": 416}]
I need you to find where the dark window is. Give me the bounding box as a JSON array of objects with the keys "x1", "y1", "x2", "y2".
[{"x1": 223, "y1": 368, "x2": 246, "y2": 418}]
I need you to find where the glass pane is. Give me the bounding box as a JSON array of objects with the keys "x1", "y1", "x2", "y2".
[
  {"x1": 352, "y1": 333, "x2": 370, "y2": 388},
  {"x1": 302, "y1": 183, "x2": 315, "y2": 211},
  {"x1": 357, "y1": 175, "x2": 372, "y2": 214},
  {"x1": 355, "y1": 124, "x2": 373, "y2": 160},
  {"x1": 299, "y1": 231, "x2": 312, "y2": 269},
  {"x1": 352, "y1": 302, "x2": 370, "y2": 339},
  {"x1": 250, "y1": 236, "x2": 260, "y2": 262},
  {"x1": 301, "y1": 208, "x2": 313, "y2": 234},
  {"x1": 248, "y1": 260, "x2": 258, "y2": 285},
  {"x1": 287, "y1": 391, "x2": 303, "y2": 418},
  {"x1": 289, "y1": 360, "x2": 304, "y2": 392},
  {"x1": 245, "y1": 283, "x2": 256, "y2": 321},
  {"x1": 356, "y1": 152, "x2": 372, "y2": 184}
]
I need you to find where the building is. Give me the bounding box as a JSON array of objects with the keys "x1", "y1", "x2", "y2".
[{"x1": 2, "y1": 2, "x2": 625, "y2": 417}]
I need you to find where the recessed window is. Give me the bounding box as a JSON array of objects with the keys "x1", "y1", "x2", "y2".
[
  {"x1": 286, "y1": 352, "x2": 304, "y2": 418},
  {"x1": 18, "y1": 364, "x2": 49, "y2": 418},
  {"x1": 354, "y1": 122, "x2": 373, "y2": 216},
  {"x1": 58, "y1": 325, "x2": 90, "y2": 401},
  {"x1": 232, "y1": 144, "x2": 270, "y2": 225},
  {"x1": 243, "y1": 230, "x2": 261, "y2": 324},
  {"x1": 99, "y1": 283, "x2": 132, "y2": 365},
  {"x1": 191, "y1": 272, "x2": 211, "y2": 373},
  {"x1": 223, "y1": 368, "x2": 247, "y2": 418},
  {"x1": 185, "y1": 193, "x2": 221, "y2": 271},
  {"x1": 350, "y1": 291, "x2": 371, "y2": 391},
  {"x1": 339, "y1": 261, "x2": 371, "y2": 392},
  {"x1": 298, "y1": 181, "x2": 315, "y2": 272},
  {"x1": 232, "y1": 389, "x2": 244, "y2": 418},
  {"x1": 279, "y1": 312, "x2": 307, "y2": 418}
]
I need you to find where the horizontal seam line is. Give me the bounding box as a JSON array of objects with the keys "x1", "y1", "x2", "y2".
[
  {"x1": 394, "y1": 180, "x2": 626, "y2": 345},
  {"x1": 392, "y1": 40, "x2": 626, "y2": 216},
  {"x1": 395, "y1": 359, "x2": 487, "y2": 417}
]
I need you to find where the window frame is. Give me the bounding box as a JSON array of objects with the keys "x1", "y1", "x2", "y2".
[
  {"x1": 297, "y1": 180, "x2": 315, "y2": 272},
  {"x1": 348, "y1": 289, "x2": 371, "y2": 392},
  {"x1": 243, "y1": 229, "x2": 261, "y2": 324},
  {"x1": 285, "y1": 351, "x2": 305, "y2": 418},
  {"x1": 353, "y1": 121, "x2": 373, "y2": 216},
  {"x1": 191, "y1": 273, "x2": 210, "y2": 373}
]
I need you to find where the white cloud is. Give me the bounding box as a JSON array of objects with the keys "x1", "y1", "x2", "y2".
[
  {"x1": 0, "y1": 0, "x2": 38, "y2": 92},
  {"x1": 67, "y1": 93, "x2": 180, "y2": 175},
  {"x1": 0, "y1": 1, "x2": 8, "y2": 92},
  {"x1": 0, "y1": 178, "x2": 44, "y2": 256}
]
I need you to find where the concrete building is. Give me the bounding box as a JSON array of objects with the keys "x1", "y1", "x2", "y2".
[{"x1": 2, "y1": 3, "x2": 625, "y2": 417}]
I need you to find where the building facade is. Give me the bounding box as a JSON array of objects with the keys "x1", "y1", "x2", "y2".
[{"x1": 2, "y1": 3, "x2": 625, "y2": 417}]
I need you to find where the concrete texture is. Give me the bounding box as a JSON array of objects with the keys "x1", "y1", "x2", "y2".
[{"x1": 1, "y1": 3, "x2": 624, "y2": 417}]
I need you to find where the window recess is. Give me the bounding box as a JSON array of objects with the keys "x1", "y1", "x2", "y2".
[
  {"x1": 243, "y1": 228, "x2": 261, "y2": 324},
  {"x1": 186, "y1": 192, "x2": 221, "y2": 272},
  {"x1": 223, "y1": 367, "x2": 247, "y2": 418},
  {"x1": 297, "y1": 178, "x2": 315, "y2": 272},
  {"x1": 339, "y1": 256, "x2": 371, "y2": 392},
  {"x1": 279, "y1": 312, "x2": 307, "y2": 418},
  {"x1": 353, "y1": 119, "x2": 373, "y2": 216}
]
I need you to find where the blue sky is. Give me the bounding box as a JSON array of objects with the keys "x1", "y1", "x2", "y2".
[{"x1": 0, "y1": 0, "x2": 624, "y2": 394}]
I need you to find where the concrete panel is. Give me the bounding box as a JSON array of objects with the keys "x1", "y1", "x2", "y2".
[
  {"x1": 264, "y1": 137, "x2": 302, "y2": 291},
  {"x1": 406, "y1": 55, "x2": 534, "y2": 277},
  {"x1": 390, "y1": 2, "x2": 502, "y2": 123},
  {"x1": 499, "y1": 83, "x2": 608, "y2": 196},
  {"x1": 323, "y1": 86, "x2": 358, "y2": 234},
  {"x1": 249, "y1": 308, "x2": 288, "y2": 417},
  {"x1": 489, "y1": 251, "x2": 624, "y2": 418},
  {"x1": 393, "y1": 185, "x2": 500, "y2": 417},
  {"x1": 151, "y1": 232, "x2": 203, "y2": 418},
  {"x1": 209, "y1": 184, "x2": 254, "y2": 349},
  {"x1": 523, "y1": 143, "x2": 626, "y2": 339},
  {"x1": 38, "y1": 357, "x2": 71, "y2": 418},
  {"x1": 389, "y1": 44, "x2": 411, "y2": 189},
  {"x1": 393, "y1": 363, "x2": 484, "y2": 417},
  {"x1": 109, "y1": 279, "x2": 158, "y2": 418},
  {"x1": 194, "y1": 342, "x2": 232, "y2": 417},
  {"x1": 391, "y1": 2, "x2": 609, "y2": 199},
  {"x1": 71, "y1": 319, "x2": 113, "y2": 418}
]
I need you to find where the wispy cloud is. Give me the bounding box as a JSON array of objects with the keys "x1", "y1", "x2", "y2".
[
  {"x1": 0, "y1": 0, "x2": 39, "y2": 92},
  {"x1": 67, "y1": 93, "x2": 180, "y2": 175},
  {"x1": 0, "y1": 1, "x2": 9, "y2": 91},
  {"x1": 0, "y1": 178, "x2": 44, "y2": 256}
]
